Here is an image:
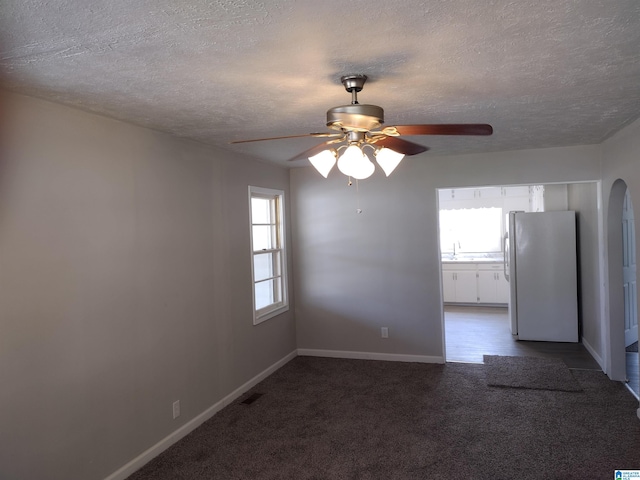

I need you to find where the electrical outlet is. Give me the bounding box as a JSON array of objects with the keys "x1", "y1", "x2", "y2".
[
  {"x1": 381, "y1": 327, "x2": 389, "y2": 338},
  {"x1": 172, "y1": 400, "x2": 180, "y2": 419}
]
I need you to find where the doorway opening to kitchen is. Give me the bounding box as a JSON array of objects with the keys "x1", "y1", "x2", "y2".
[
  {"x1": 439, "y1": 185, "x2": 525, "y2": 363},
  {"x1": 439, "y1": 183, "x2": 601, "y2": 370}
]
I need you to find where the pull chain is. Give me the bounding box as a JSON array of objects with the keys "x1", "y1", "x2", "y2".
[{"x1": 347, "y1": 176, "x2": 363, "y2": 213}]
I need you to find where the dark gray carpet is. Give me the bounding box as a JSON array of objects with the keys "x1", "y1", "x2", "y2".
[
  {"x1": 126, "y1": 357, "x2": 640, "y2": 480},
  {"x1": 484, "y1": 355, "x2": 583, "y2": 392},
  {"x1": 628, "y1": 342, "x2": 639, "y2": 353}
]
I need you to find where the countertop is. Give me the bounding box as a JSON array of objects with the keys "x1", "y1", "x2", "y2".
[{"x1": 441, "y1": 254, "x2": 504, "y2": 264}]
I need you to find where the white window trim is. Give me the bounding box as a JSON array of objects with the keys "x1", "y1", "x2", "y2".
[{"x1": 248, "y1": 186, "x2": 289, "y2": 325}]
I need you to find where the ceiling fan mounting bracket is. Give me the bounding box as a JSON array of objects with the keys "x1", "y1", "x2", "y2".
[{"x1": 340, "y1": 74, "x2": 368, "y2": 93}]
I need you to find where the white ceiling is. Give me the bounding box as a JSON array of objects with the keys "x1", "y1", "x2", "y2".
[{"x1": 2, "y1": 0, "x2": 640, "y2": 166}]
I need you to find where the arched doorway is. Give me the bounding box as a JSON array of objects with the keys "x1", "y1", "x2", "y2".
[{"x1": 607, "y1": 179, "x2": 639, "y2": 398}]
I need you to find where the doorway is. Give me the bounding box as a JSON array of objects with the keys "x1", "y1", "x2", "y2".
[
  {"x1": 440, "y1": 182, "x2": 601, "y2": 370},
  {"x1": 622, "y1": 188, "x2": 639, "y2": 397},
  {"x1": 607, "y1": 180, "x2": 640, "y2": 398}
]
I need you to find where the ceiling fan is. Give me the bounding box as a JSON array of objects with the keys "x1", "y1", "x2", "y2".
[{"x1": 230, "y1": 74, "x2": 493, "y2": 179}]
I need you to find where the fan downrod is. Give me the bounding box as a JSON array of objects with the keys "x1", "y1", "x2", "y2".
[{"x1": 327, "y1": 74, "x2": 383, "y2": 132}]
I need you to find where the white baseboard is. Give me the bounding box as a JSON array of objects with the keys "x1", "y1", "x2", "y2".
[
  {"x1": 104, "y1": 350, "x2": 298, "y2": 480},
  {"x1": 297, "y1": 348, "x2": 444, "y2": 364},
  {"x1": 581, "y1": 336, "x2": 604, "y2": 372}
]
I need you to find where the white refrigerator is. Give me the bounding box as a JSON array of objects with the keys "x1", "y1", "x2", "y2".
[{"x1": 504, "y1": 211, "x2": 579, "y2": 342}]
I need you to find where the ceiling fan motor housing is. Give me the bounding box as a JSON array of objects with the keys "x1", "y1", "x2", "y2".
[{"x1": 326, "y1": 104, "x2": 384, "y2": 132}]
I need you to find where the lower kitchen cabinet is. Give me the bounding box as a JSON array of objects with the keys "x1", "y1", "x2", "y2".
[
  {"x1": 442, "y1": 270, "x2": 477, "y2": 303},
  {"x1": 477, "y1": 269, "x2": 509, "y2": 303},
  {"x1": 442, "y1": 262, "x2": 509, "y2": 305}
]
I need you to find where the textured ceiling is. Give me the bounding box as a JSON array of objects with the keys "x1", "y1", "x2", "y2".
[{"x1": 2, "y1": 0, "x2": 640, "y2": 166}]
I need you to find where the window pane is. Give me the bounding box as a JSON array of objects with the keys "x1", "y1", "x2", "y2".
[
  {"x1": 255, "y1": 279, "x2": 275, "y2": 310},
  {"x1": 251, "y1": 197, "x2": 272, "y2": 224},
  {"x1": 252, "y1": 225, "x2": 274, "y2": 251},
  {"x1": 253, "y1": 252, "x2": 280, "y2": 281},
  {"x1": 439, "y1": 207, "x2": 502, "y2": 253}
]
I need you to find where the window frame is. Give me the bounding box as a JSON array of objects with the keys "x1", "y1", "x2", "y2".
[{"x1": 248, "y1": 186, "x2": 289, "y2": 325}]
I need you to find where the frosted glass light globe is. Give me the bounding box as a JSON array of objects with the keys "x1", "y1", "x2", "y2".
[
  {"x1": 375, "y1": 147, "x2": 405, "y2": 176},
  {"x1": 308, "y1": 150, "x2": 336, "y2": 178},
  {"x1": 337, "y1": 145, "x2": 375, "y2": 179}
]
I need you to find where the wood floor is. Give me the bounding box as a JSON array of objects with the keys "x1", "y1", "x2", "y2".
[
  {"x1": 445, "y1": 305, "x2": 640, "y2": 398},
  {"x1": 445, "y1": 305, "x2": 600, "y2": 368}
]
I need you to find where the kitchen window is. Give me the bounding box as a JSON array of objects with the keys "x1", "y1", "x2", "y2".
[
  {"x1": 440, "y1": 207, "x2": 502, "y2": 254},
  {"x1": 249, "y1": 186, "x2": 288, "y2": 324}
]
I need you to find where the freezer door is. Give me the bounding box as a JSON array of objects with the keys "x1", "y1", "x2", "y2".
[{"x1": 513, "y1": 211, "x2": 579, "y2": 342}]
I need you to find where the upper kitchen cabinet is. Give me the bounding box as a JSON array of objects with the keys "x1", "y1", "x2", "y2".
[
  {"x1": 502, "y1": 186, "x2": 531, "y2": 213},
  {"x1": 438, "y1": 184, "x2": 567, "y2": 213},
  {"x1": 439, "y1": 187, "x2": 503, "y2": 209}
]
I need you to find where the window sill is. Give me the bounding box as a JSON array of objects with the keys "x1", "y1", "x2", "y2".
[{"x1": 254, "y1": 304, "x2": 289, "y2": 325}]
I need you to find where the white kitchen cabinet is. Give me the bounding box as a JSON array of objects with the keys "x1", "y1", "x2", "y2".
[
  {"x1": 449, "y1": 189, "x2": 476, "y2": 201},
  {"x1": 442, "y1": 263, "x2": 477, "y2": 303},
  {"x1": 502, "y1": 186, "x2": 530, "y2": 197},
  {"x1": 454, "y1": 270, "x2": 478, "y2": 303},
  {"x1": 477, "y1": 265, "x2": 510, "y2": 304},
  {"x1": 477, "y1": 187, "x2": 502, "y2": 199},
  {"x1": 442, "y1": 272, "x2": 456, "y2": 303},
  {"x1": 439, "y1": 185, "x2": 537, "y2": 212},
  {"x1": 477, "y1": 270, "x2": 498, "y2": 303},
  {"x1": 502, "y1": 186, "x2": 531, "y2": 213},
  {"x1": 442, "y1": 263, "x2": 509, "y2": 305},
  {"x1": 440, "y1": 188, "x2": 475, "y2": 202}
]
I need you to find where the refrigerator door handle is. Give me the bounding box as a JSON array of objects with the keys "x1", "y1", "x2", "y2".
[{"x1": 503, "y1": 233, "x2": 510, "y2": 281}]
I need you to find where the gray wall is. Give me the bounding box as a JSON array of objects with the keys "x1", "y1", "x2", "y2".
[
  {"x1": 291, "y1": 144, "x2": 602, "y2": 361},
  {"x1": 0, "y1": 94, "x2": 296, "y2": 480},
  {"x1": 567, "y1": 182, "x2": 602, "y2": 362}
]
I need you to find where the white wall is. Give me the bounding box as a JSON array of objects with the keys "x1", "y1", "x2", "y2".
[
  {"x1": 543, "y1": 184, "x2": 569, "y2": 211},
  {"x1": 291, "y1": 144, "x2": 601, "y2": 361},
  {"x1": 0, "y1": 94, "x2": 296, "y2": 480}
]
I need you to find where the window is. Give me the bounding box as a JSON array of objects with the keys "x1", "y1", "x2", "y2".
[
  {"x1": 249, "y1": 186, "x2": 288, "y2": 324},
  {"x1": 439, "y1": 207, "x2": 503, "y2": 254}
]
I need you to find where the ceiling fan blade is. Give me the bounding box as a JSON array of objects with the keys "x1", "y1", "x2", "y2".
[
  {"x1": 286, "y1": 141, "x2": 336, "y2": 162},
  {"x1": 230, "y1": 132, "x2": 341, "y2": 144},
  {"x1": 375, "y1": 136, "x2": 429, "y2": 156},
  {"x1": 387, "y1": 124, "x2": 493, "y2": 136}
]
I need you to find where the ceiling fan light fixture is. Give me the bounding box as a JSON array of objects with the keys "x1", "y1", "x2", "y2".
[
  {"x1": 308, "y1": 149, "x2": 337, "y2": 178},
  {"x1": 337, "y1": 144, "x2": 375, "y2": 179},
  {"x1": 231, "y1": 74, "x2": 493, "y2": 182},
  {"x1": 375, "y1": 147, "x2": 405, "y2": 177}
]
